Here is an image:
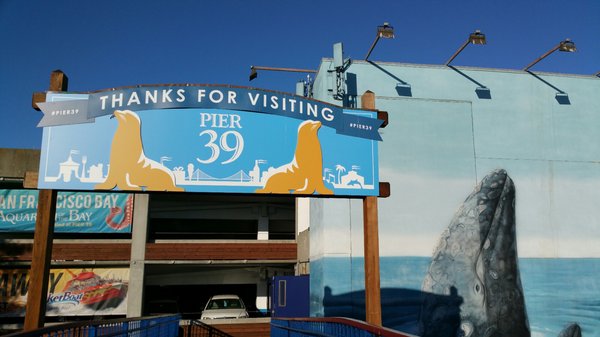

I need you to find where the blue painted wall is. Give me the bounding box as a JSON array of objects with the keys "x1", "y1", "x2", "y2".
[{"x1": 309, "y1": 59, "x2": 600, "y2": 336}]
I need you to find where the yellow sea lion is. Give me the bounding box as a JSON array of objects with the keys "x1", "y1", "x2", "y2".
[
  {"x1": 95, "y1": 110, "x2": 183, "y2": 192},
  {"x1": 256, "y1": 120, "x2": 333, "y2": 195}
]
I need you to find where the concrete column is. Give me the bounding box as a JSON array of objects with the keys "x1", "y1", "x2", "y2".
[
  {"x1": 296, "y1": 198, "x2": 310, "y2": 234},
  {"x1": 296, "y1": 198, "x2": 310, "y2": 275},
  {"x1": 257, "y1": 205, "x2": 269, "y2": 240},
  {"x1": 127, "y1": 193, "x2": 149, "y2": 317},
  {"x1": 256, "y1": 275, "x2": 268, "y2": 315}
]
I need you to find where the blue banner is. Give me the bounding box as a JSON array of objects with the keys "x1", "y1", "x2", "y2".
[
  {"x1": 37, "y1": 86, "x2": 383, "y2": 141},
  {"x1": 0, "y1": 190, "x2": 133, "y2": 233},
  {"x1": 38, "y1": 92, "x2": 379, "y2": 196}
]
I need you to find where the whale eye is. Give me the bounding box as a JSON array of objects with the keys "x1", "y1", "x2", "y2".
[{"x1": 474, "y1": 283, "x2": 481, "y2": 293}]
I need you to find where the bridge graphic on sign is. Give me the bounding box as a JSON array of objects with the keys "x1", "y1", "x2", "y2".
[{"x1": 44, "y1": 151, "x2": 373, "y2": 191}]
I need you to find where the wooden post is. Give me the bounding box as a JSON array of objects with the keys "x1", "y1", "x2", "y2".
[
  {"x1": 24, "y1": 70, "x2": 67, "y2": 330},
  {"x1": 49, "y1": 70, "x2": 69, "y2": 92},
  {"x1": 23, "y1": 190, "x2": 57, "y2": 330},
  {"x1": 361, "y1": 90, "x2": 382, "y2": 326}
]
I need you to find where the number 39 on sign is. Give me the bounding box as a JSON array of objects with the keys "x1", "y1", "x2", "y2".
[{"x1": 197, "y1": 112, "x2": 245, "y2": 165}]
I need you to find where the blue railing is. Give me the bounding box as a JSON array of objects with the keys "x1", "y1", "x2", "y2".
[
  {"x1": 271, "y1": 317, "x2": 416, "y2": 337},
  {"x1": 4, "y1": 314, "x2": 181, "y2": 337}
]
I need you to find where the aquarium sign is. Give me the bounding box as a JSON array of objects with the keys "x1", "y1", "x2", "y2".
[{"x1": 0, "y1": 190, "x2": 132, "y2": 233}]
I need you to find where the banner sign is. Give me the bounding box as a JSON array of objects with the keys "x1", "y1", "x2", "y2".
[
  {"x1": 38, "y1": 87, "x2": 381, "y2": 196},
  {"x1": 0, "y1": 268, "x2": 129, "y2": 317},
  {"x1": 37, "y1": 86, "x2": 383, "y2": 141},
  {"x1": 0, "y1": 190, "x2": 133, "y2": 233}
]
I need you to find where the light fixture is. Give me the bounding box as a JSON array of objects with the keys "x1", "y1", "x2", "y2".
[
  {"x1": 523, "y1": 39, "x2": 576, "y2": 72},
  {"x1": 249, "y1": 66, "x2": 317, "y2": 81},
  {"x1": 445, "y1": 30, "x2": 487, "y2": 66},
  {"x1": 365, "y1": 22, "x2": 395, "y2": 61}
]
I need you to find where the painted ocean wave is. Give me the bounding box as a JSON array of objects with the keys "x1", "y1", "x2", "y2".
[{"x1": 321, "y1": 256, "x2": 600, "y2": 337}]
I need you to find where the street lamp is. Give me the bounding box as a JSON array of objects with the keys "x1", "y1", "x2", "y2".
[
  {"x1": 523, "y1": 39, "x2": 576, "y2": 71},
  {"x1": 249, "y1": 66, "x2": 316, "y2": 81},
  {"x1": 365, "y1": 22, "x2": 395, "y2": 61},
  {"x1": 445, "y1": 30, "x2": 487, "y2": 66}
]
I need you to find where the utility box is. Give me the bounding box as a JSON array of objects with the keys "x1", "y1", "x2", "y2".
[{"x1": 271, "y1": 275, "x2": 309, "y2": 317}]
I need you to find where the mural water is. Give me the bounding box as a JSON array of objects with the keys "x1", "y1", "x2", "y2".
[{"x1": 316, "y1": 256, "x2": 600, "y2": 337}]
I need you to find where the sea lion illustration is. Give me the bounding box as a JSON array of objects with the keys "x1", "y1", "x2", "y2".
[
  {"x1": 256, "y1": 120, "x2": 333, "y2": 195},
  {"x1": 95, "y1": 110, "x2": 184, "y2": 192}
]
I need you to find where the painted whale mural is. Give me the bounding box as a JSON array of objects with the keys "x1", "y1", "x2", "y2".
[
  {"x1": 420, "y1": 169, "x2": 583, "y2": 337},
  {"x1": 317, "y1": 169, "x2": 585, "y2": 337},
  {"x1": 420, "y1": 169, "x2": 529, "y2": 337}
]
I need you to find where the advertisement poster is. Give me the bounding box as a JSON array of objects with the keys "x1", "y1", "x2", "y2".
[
  {"x1": 37, "y1": 87, "x2": 381, "y2": 196},
  {"x1": 0, "y1": 268, "x2": 129, "y2": 317},
  {"x1": 0, "y1": 190, "x2": 133, "y2": 233}
]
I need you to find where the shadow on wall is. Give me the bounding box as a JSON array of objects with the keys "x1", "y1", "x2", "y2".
[
  {"x1": 366, "y1": 61, "x2": 413, "y2": 98},
  {"x1": 322, "y1": 286, "x2": 462, "y2": 335},
  {"x1": 447, "y1": 66, "x2": 492, "y2": 99},
  {"x1": 525, "y1": 71, "x2": 572, "y2": 105}
]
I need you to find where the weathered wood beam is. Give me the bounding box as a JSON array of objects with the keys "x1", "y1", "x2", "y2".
[{"x1": 361, "y1": 90, "x2": 382, "y2": 326}]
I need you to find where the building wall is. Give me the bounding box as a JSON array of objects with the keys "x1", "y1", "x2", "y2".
[
  {"x1": 309, "y1": 59, "x2": 600, "y2": 336},
  {"x1": 0, "y1": 149, "x2": 39, "y2": 179}
]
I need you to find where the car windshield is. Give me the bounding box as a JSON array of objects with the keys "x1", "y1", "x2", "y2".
[{"x1": 206, "y1": 298, "x2": 243, "y2": 310}]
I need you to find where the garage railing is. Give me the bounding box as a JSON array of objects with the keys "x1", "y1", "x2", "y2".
[
  {"x1": 183, "y1": 319, "x2": 233, "y2": 337},
  {"x1": 4, "y1": 314, "x2": 181, "y2": 337},
  {"x1": 271, "y1": 317, "x2": 416, "y2": 337}
]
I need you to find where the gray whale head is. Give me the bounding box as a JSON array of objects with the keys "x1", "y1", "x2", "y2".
[{"x1": 420, "y1": 169, "x2": 530, "y2": 337}]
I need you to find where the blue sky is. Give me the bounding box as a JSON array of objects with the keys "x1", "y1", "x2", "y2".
[{"x1": 1, "y1": 0, "x2": 598, "y2": 149}]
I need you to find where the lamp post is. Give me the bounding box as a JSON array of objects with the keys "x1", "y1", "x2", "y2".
[
  {"x1": 445, "y1": 30, "x2": 487, "y2": 66},
  {"x1": 365, "y1": 22, "x2": 395, "y2": 61},
  {"x1": 249, "y1": 66, "x2": 316, "y2": 81},
  {"x1": 523, "y1": 39, "x2": 576, "y2": 71}
]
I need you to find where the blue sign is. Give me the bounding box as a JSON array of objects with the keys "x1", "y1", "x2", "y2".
[
  {"x1": 38, "y1": 88, "x2": 380, "y2": 196},
  {"x1": 37, "y1": 86, "x2": 383, "y2": 141},
  {"x1": 0, "y1": 190, "x2": 133, "y2": 233}
]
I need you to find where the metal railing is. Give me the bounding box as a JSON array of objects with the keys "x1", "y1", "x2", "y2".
[
  {"x1": 183, "y1": 319, "x2": 233, "y2": 337},
  {"x1": 4, "y1": 314, "x2": 181, "y2": 337},
  {"x1": 271, "y1": 318, "x2": 416, "y2": 337}
]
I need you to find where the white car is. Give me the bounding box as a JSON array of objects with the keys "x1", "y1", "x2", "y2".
[{"x1": 200, "y1": 294, "x2": 249, "y2": 319}]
